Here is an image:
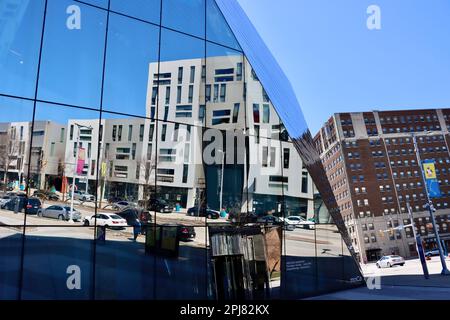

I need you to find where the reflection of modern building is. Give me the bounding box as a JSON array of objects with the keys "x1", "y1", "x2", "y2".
[
  {"x1": 315, "y1": 109, "x2": 450, "y2": 262},
  {"x1": 0, "y1": 0, "x2": 364, "y2": 300},
  {"x1": 0, "y1": 121, "x2": 65, "y2": 190}
]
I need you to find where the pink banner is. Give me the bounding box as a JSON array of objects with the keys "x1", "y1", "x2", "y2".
[{"x1": 76, "y1": 147, "x2": 85, "y2": 175}]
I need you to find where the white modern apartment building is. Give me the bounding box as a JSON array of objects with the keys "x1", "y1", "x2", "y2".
[{"x1": 0, "y1": 120, "x2": 66, "y2": 189}]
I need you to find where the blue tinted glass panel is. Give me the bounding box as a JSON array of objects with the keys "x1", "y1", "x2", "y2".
[
  {"x1": 110, "y1": 0, "x2": 160, "y2": 25},
  {"x1": 38, "y1": 0, "x2": 106, "y2": 108},
  {"x1": 103, "y1": 13, "x2": 159, "y2": 116},
  {"x1": 81, "y1": 0, "x2": 108, "y2": 8},
  {"x1": 206, "y1": 0, "x2": 240, "y2": 51},
  {"x1": 162, "y1": 0, "x2": 205, "y2": 38},
  {"x1": 0, "y1": 0, "x2": 45, "y2": 98}
]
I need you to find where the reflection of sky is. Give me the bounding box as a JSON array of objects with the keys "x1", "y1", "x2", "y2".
[
  {"x1": 0, "y1": 0, "x2": 244, "y2": 123},
  {"x1": 238, "y1": 0, "x2": 450, "y2": 133}
]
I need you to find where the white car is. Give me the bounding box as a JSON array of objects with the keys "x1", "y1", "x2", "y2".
[
  {"x1": 83, "y1": 213, "x2": 128, "y2": 229},
  {"x1": 284, "y1": 216, "x2": 315, "y2": 229},
  {"x1": 376, "y1": 255, "x2": 405, "y2": 268},
  {"x1": 0, "y1": 195, "x2": 12, "y2": 208}
]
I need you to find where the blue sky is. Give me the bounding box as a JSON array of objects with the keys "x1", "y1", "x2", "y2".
[{"x1": 237, "y1": 0, "x2": 450, "y2": 133}]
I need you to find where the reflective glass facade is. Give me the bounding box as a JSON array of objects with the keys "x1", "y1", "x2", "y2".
[{"x1": 0, "y1": 0, "x2": 363, "y2": 300}]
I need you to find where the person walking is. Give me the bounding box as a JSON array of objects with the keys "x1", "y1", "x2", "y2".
[{"x1": 133, "y1": 220, "x2": 142, "y2": 241}]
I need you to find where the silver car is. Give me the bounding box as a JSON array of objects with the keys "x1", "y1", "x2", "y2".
[
  {"x1": 38, "y1": 205, "x2": 82, "y2": 221},
  {"x1": 376, "y1": 255, "x2": 405, "y2": 268},
  {"x1": 69, "y1": 190, "x2": 95, "y2": 202}
]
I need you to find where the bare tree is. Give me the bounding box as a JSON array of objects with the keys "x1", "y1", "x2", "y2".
[
  {"x1": 0, "y1": 128, "x2": 21, "y2": 192},
  {"x1": 136, "y1": 156, "x2": 156, "y2": 210}
]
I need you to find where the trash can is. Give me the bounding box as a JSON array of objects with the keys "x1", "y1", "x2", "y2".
[
  {"x1": 175, "y1": 203, "x2": 181, "y2": 212},
  {"x1": 145, "y1": 224, "x2": 180, "y2": 257},
  {"x1": 96, "y1": 226, "x2": 106, "y2": 243},
  {"x1": 14, "y1": 197, "x2": 20, "y2": 214}
]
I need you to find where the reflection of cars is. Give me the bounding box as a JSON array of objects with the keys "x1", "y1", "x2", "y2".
[
  {"x1": 0, "y1": 195, "x2": 12, "y2": 208},
  {"x1": 257, "y1": 215, "x2": 295, "y2": 231},
  {"x1": 228, "y1": 212, "x2": 258, "y2": 224},
  {"x1": 284, "y1": 216, "x2": 315, "y2": 229},
  {"x1": 149, "y1": 199, "x2": 173, "y2": 213},
  {"x1": 177, "y1": 225, "x2": 196, "y2": 241},
  {"x1": 112, "y1": 201, "x2": 136, "y2": 210},
  {"x1": 38, "y1": 205, "x2": 81, "y2": 221},
  {"x1": 425, "y1": 249, "x2": 441, "y2": 257},
  {"x1": 69, "y1": 190, "x2": 95, "y2": 202},
  {"x1": 376, "y1": 255, "x2": 405, "y2": 268},
  {"x1": 83, "y1": 213, "x2": 128, "y2": 229},
  {"x1": 5, "y1": 197, "x2": 42, "y2": 214},
  {"x1": 33, "y1": 190, "x2": 59, "y2": 201},
  {"x1": 186, "y1": 206, "x2": 219, "y2": 219}
]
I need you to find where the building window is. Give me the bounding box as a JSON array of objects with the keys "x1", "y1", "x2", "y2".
[
  {"x1": 205, "y1": 85, "x2": 211, "y2": 102},
  {"x1": 213, "y1": 84, "x2": 219, "y2": 102},
  {"x1": 283, "y1": 148, "x2": 290, "y2": 169},
  {"x1": 50, "y1": 142, "x2": 55, "y2": 157},
  {"x1": 220, "y1": 84, "x2": 226, "y2": 102},
  {"x1": 232, "y1": 103, "x2": 240, "y2": 123},
  {"x1": 263, "y1": 104, "x2": 270, "y2": 123},
  {"x1": 236, "y1": 62, "x2": 243, "y2": 81},
  {"x1": 177, "y1": 86, "x2": 182, "y2": 104},
  {"x1": 253, "y1": 104, "x2": 260, "y2": 123},
  {"x1": 117, "y1": 125, "x2": 122, "y2": 141},
  {"x1": 262, "y1": 146, "x2": 268, "y2": 167},
  {"x1": 178, "y1": 67, "x2": 183, "y2": 84},
  {"x1": 112, "y1": 125, "x2": 117, "y2": 141},
  {"x1": 139, "y1": 124, "x2": 144, "y2": 142},
  {"x1": 128, "y1": 125, "x2": 133, "y2": 142},
  {"x1": 301, "y1": 171, "x2": 308, "y2": 193},
  {"x1": 188, "y1": 85, "x2": 193, "y2": 103},
  {"x1": 190, "y1": 66, "x2": 195, "y2": 83},
  {"x1": 161, "y1": 124, "x2": 167, "y2": 142},
  {"x1": 132, "y1": 143, "x2": 136, "y2": 160},
  {"x1": 165, "y1": 86, "x2": 170, "y2": 104},
  {"x1": 182, "y1": 164, "x2": 189, "y2": 183},
  {"x1": 173, "y1": 123, "x2": 179, "y2": 142},
  {"x1": 60, "y1": 128, "x2": 65, "y2": 143}
]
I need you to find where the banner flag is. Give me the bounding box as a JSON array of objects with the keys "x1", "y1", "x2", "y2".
[
  {"x1": 423, "y1": 160, "x2": 441, "y2": 198},
  {"x1": 77, "y1": 147, "x2": 86, "y2": 175}
]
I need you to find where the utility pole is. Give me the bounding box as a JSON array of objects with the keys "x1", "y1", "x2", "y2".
[
  {"x1": 69, "y1": 123, "x2": 92, "y2": 223},
  {"x1": 412, "y1": 133, "x2": 450, "y2": 275},
  {"x1": 406, "y1": 202, "x2": 429, "y2": 279}
]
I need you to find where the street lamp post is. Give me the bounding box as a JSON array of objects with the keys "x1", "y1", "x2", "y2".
[
  {"x1": 412, "y1": 133, "x2": 450, "y2": 275},
  {"x1": 218, "y1": 150, "x2": 225, "y2": 213},
  {"x1": 69, "y1": 123, "x2": 92, "y2": 223},
  {"x1": 406, "y1": 202, "x2": 429, "y2": 279}
]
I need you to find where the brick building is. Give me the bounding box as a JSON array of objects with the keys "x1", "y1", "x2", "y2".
[{"x1": 315, "y1": 109, "x2": 450, "y2": 263}]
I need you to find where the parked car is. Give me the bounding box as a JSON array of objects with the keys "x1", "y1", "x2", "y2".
[
  {"x1": 376, "y1": 255, "x2": 405, "y2": 268},
  {"x1": 112, "y1": 201, "x2": 137, "y2": 211},
  {"x1": 149, "y1": 199, "x2": 173, "y2": 213},
  {"x1": 68, "y1": 190, "x2": 95, "y2": 202},
  {"x1": 33, "y1": 189, "x2": 59, "y2": 201},
  {"x1": 228, "y1": 212, "x2": 258, "y2": 224},
  {"x1": 0, "y1": 195, "x2": 12, "y2": 208},
  {"x1": 425, "y1": 249, "x2": 441, "y2": 257},
  {"x1": 186, "y1": 206, "x2": 220, "y2": 219},
  {"x1": 257, "y1": 215, "x2": 295, "y2": 231},
  {"x1": 177, "y1": 225, "x2": 196, "y2": 241},
  {"x1": 83, "y1": 213, "x2": 128, "y2": 229},
  {"x1": 37, "y1": 205, "x2": 81, "y2": 221},
  {"x1": 4, "y1": 197, "x2": 42, "y2": 214},
  {"x1": 283, "y1": 216, "x2": 315, "y2": 229}
]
